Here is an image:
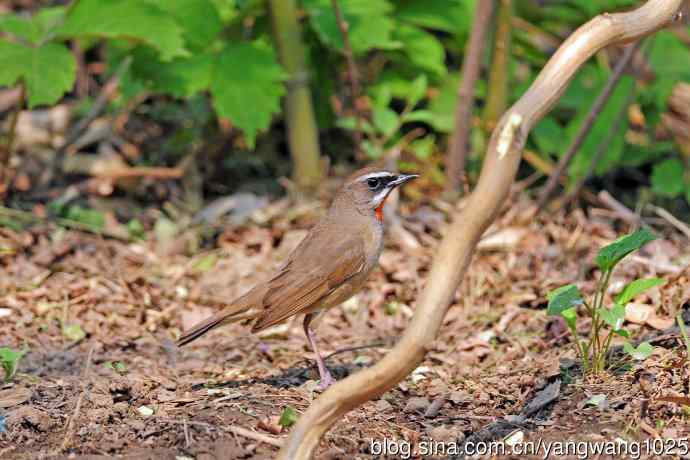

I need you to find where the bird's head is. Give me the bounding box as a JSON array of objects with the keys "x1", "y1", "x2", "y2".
[{"x1": 337, "y1": 168, "x2": 418, "y2": 221}]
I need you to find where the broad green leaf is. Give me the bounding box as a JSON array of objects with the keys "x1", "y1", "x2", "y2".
[
  {"x1": 395, "y1": 0, "x2": 473, "y2": 38},
  {"x1": 531, "y1": 117, "x2": 563, "y2": 155},
  {"x1": 210, "y1": 42, "x2": 286, "y2": 148},
  {"x1": 0, "y1": 40, "x2": 76, "y2": 107},
  {"x1": 615, "y1": 278, "x2": 666, "y2": 306},
  {"x1": 567, "y1": 74, "x2": 634, "y2": 181},
  {"x1": 392, "y1": 25, "x2": 446, "y2": 77},
  {"x1": 0, "y1": 7, "x2": 65, "y2": 44},
  {"x1": 372, "y1": 107, "x2": 399, "y2": 137},
  {"x1": 427, "y1": 72, "x2": 460, "y2": 133},
  {"x1": 130, "y1": 47, "x2": 213, "y2": 97},
  {"x1": 0, "y1": 346, "x2": 27, "y2": 382},
  {"x1": 597, "y1": 304, "x2": 625, "y2": 331},
  {"x1": 0, "y1": 14, "x2": 40, "y2": 43},
  {"x1": 596, "y1": 228, "x2": 657, "y2": 272},
  {"x1": 547, "y1": 284, "x2": 583, "y2": 316},
  {"x1": 149, "y1": 0, "x2": 222, "y2": 52},
  {"x1": 623, "y1": 341, "x2": 654, "y2": 360},
  {"x1": 304, "y1": 0, "x2": 398, "y2": 55},
  {"x1": 651, "y1": 158, "x2": 685, "y2": 198},
  {"x1": 278, "y1": 406, "x2": 298, "y2": 428},
  {"x1": 649, "y1": 32, "x2": 690, "y2": 79},
  {"x1": 127, "y1": 219, "x2": 146, "y2": 239},
  {"x1": 59, "y1": 0, "x2": 188, "y2": 61}
]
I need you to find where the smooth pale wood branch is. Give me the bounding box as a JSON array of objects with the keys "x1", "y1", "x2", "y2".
[{"x1": 277, "y1": 1, "x2": 684, "y2": 458}]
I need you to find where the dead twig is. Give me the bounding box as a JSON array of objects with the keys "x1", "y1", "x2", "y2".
[
  {"x1": 228, "y1": 425, "x2": 284, "y2": 448},
  {"x1": 648, "y1": 204, "x2": 690, "y2": 239},
  {"x1": 59, "y1": 343, "x2": 95, "y2": 452},
  {"x1": 597, "y1": 190, "x2": 641, "y2": 225},
  {"x1": 445, "y1": 0, "x2": 496, "y2": 192},
  {"x1": 536, "y1": 40, "x2": 643, "y2": 211},
  {"x1": 42, "y1": 56, "x2": 133, "y2": 187},
  {"x1": 0, "y1": 81, "x2": 25, "y2": 197}
]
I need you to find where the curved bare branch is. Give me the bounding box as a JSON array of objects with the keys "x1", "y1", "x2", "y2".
[{"x1": 276, "y1": 1, "x2": 684, "y2": 458}]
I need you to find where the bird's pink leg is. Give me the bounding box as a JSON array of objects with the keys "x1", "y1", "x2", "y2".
[{"x1": 303, "y1": 313, "x2": 334, "y2": 391}]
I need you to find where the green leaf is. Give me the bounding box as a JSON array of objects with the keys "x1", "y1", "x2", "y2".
[
  {"x1": 335, "y1": 116, "x2": 374, "y2": 134},
  {"x1": 304, "y1": 0, "x2": 398, "y2": 55},
  {"x1": 0, "y1": 347, "x2": 28, "y2": 382},
  {"x1": 64, "y1": 206, "x2": 105, "y2": 230},
  {"x1": 547, "y1": 284, "x2": 583, "y2": 316},
  {"x1": 531, "y1": 117, "x2": 563, "y2": 154},
  {"x1": 649, "y1": 31, "x2": 690, "y2": 79},
  {"x1": 150, "y1": 0, "x2": 222, "y2": 51},
  {"x1": 395, "y1": 0, "x2": 472, "y2": 38},
  {"x1": 597, "y1": 304, "x2": 626, "y2": 331},
  {"x1": 362, "y1": 140, "x2": 383, "y2": 159},
  {"x1": 130, "y1": 46, "x2": 213, "y2": 98},
  {"x1": 59, "y1": 0, "x2": 188, "y2": 61},
  {"x1": 623, "y1": 341, "x2": 654, "y2": 360},
  {"x1": 427, "y1": 73, "x2": 459, "y2": 133},
  {"x1": 561, "y1": 307, "x2": 578, "y2": 331},
  {"x1": 615, "y1": 278, "x2": 666, "y2": 306},
  {"x1": 406, "y1": 74, "x2": 429, "y2": 108},
  {"x1": 278, "y1": 406, "x2": 298, "y2": 428},
  {"x1": 0, "y1": 40, "x2": 76, "y2": 108},
  {"x1": 127, "y1": 219, "x2": 146, "y2": 239},
  {"x1": 651, "y1": 158, "x2": 685, "y2": 198},
  {"x1": 400, "y1": 110, "x2": 434, "y2": 124},
  {"x1": 372, "y1": 107, "x2": 399, "y2": 137},
  {"x1": 392, "y1": 25, "x2": 446, "y2": 77},
  {"x1": 0, "y1": 7, "x2": 66, "y2": 44},
  {"x1": 210, "y1": 42, "x2": 286, "y2": 148},
  {"x1": 595, "y1": 228, "x2": 657, "y2": 272},
  {"x1": 566, "y1": 73, "x2": 635, "y2": 180},
  {"x1": 62, "y1": 323, "x2": 86, "y2": 342},
  {"x1": 409, "y1": 135, "x2": 435, "y2": 160},
  {"x1": 192, "y1": 254, "x2": 218, "y2": 273}
]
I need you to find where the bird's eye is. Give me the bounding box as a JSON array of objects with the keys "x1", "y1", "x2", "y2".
[{"x1": 366, "y1": 178, "x2": 380, "y2": 189}]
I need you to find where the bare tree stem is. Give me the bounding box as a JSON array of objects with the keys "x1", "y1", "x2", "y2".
[
  {"x1": 536, "y1": 40, "x2": 643, "y2": 210},
  {"x1": 277, "y1": 2, "x2": 683, "y2": 459},
  {"x1": 445, "y1": 0, "x2": 496, "y2": 192},
  {"x1": 331, "y1": 0, "x2": 363, "y2": 156}
]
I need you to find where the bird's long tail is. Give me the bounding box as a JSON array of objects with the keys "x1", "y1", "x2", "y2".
[{"x1": 176, "y1": 301, "x2": 257, "y2": 347}]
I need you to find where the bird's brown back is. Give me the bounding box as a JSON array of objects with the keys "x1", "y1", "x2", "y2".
[{"x1": 250, "y1": 194, "x2": 383, "y2": 331}]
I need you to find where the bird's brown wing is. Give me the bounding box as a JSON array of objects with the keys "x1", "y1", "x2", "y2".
[{"x1": 251, "y1": 234, "x2": 365, "y2": 332}]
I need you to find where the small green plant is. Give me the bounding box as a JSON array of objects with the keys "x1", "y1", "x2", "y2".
[
  {"x1": 278, "y1": 406, "x2": 299, "y2": 428},
  {"x1": 547, "y1": 228, "x2": 665, "y2": 374},
  {"x1": 104, "y1": 361, "x2": 128, "y2": 374},
  {"x1": 0, "y1": 346, "x2": 28, "y2": 382}
]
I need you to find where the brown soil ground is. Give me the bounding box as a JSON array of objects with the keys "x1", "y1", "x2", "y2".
[{"x1": 1, "y1": 196, "x2": 689, "y2": 459}]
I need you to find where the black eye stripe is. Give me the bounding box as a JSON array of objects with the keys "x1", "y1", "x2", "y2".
[{"x1": 364, "y1": 175, "x2": 396, "y2": 189}]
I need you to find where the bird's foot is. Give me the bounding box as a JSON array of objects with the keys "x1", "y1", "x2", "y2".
[{"x1": 315, "y1": 370, "x2": 335, "y2": 392}]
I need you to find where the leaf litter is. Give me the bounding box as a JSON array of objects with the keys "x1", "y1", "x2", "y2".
[{"x1": 0, "y1": 194, "x2": 688, "y2": 459}]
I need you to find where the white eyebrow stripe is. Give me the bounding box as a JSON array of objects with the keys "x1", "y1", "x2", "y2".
[{"x1": 359, "y1": 172, "x2": 394, "y2": 181}]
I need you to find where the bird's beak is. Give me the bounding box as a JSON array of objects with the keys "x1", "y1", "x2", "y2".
[{"x1": 390, "y1": 174, "x2": 419, "y2": 187}]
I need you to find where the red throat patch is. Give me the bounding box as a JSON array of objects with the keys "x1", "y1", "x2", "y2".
[{"x1": 375, "y1": 193, "x2": 390, "y2": 222}]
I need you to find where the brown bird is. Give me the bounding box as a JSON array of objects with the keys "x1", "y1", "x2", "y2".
[{"x1": 177, "y1": 167, "x2": 417, "y2": 389}]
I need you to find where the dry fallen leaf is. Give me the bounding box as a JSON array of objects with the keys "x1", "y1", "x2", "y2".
[
  {"x1": 0, "y1": 387, "x2": 32, "y2": 409},
  {"x1": 625, "y1": 303, "x2": 654, "y2": 324}
]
